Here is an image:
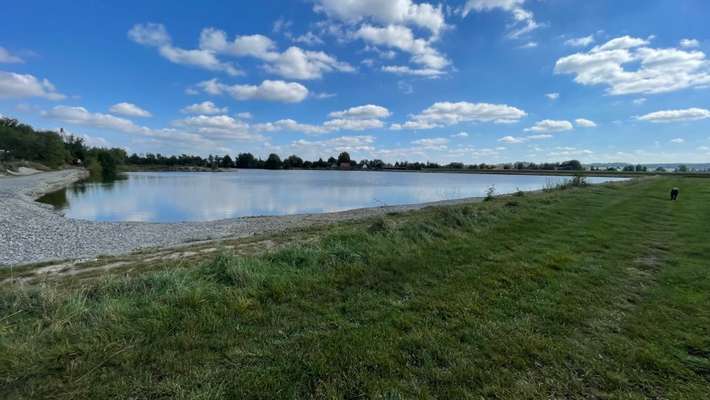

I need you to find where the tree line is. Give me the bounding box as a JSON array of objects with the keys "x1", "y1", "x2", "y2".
[{"x1": 1, "y1": 117, "x2": 125, "y2": 179}]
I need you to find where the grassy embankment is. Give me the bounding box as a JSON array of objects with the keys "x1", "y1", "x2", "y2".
[{"x1": 1, "y1": 177, "x2": 710, "y2": 398}]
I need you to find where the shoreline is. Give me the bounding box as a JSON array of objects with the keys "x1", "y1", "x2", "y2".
[{"x1": 1, "y1": 169, "x2": 487, "y2": 267}]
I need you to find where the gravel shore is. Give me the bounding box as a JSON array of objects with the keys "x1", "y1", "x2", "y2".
[{"x1": 1, "y1": 170, "x2": 483, "y2": 266}]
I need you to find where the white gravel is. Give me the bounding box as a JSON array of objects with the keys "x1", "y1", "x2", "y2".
[{"x1": 1, "y1": 169, "x2": 483, "y2": 266}]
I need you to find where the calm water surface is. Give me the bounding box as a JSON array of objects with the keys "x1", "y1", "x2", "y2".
[{"x1": 39, "y1": 170, "x2": 627, "y2": 222}]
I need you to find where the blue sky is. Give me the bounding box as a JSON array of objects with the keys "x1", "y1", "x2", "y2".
[{"x1": 2, "y1": 0, "x2": 710, "y2": 163}]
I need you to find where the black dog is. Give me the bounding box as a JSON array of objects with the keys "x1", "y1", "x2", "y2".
[{"x1": 671, "y1": 187, "x2": 679, "y2": 201}]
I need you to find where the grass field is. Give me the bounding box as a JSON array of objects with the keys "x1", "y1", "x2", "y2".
[{"x1": 1, "y1": 177, "x2": 709, "y2": 399}]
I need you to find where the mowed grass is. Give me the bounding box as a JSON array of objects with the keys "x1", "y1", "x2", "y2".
[{"x1": 2, "y1": 177, "x2": 710, "y2": 399}]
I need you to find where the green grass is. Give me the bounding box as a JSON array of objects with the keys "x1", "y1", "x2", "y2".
[{"x1": 2, "y1": 177, "x2": 710, "y2": 399}]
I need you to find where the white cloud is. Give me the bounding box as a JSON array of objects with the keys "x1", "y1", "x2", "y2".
[
  {"x1": 633, "y1": 98, "x2": 647, "y2": 105},
  {"x1": 356, "y1": 24, "x2": 449, "y2": 71},
  {"x1": 323, "y1": 118, "x2": 384, "y2": 131},
  {"x1": 255, "y1": 119, "x2": 330, "y2": 135},
  {"x1": 412, "y1": 137, "x2": 449, "y2": 147},
  {"x1": 670, "y1": 138, "x2": 685, "y2": 144},
  {"x1": 199, "y1": 29, "x2": 277, "y2": 59},
  {"x1": 462, "y1": 0, "x2": 541, "y2": 39},
  {"x1": 172, "y1": 114, "x2": 262, "y2": 140},
  {"x1": 43, "y1": 105, "x2": 146, "y2": 134},
  {"x1": 181, "y1": 101, "x2": 228, "y2": 115},
  {"x1": 128, "y1": 23, "x2": 171, "y2": 46},
  {"x1": 451, "y1": 131, "x2": 469, "y2": 138},
  {"x1": 546, "y1": 92, "x2": 559, "y2": 100},
  {"x1": 109, "y1": 102, "x2": 152, "y2": 118},
  {"x1": 264, "y1": 46, "x2": 354, "y2": 80},
  {"x1": 498, "y1": 134, "x2": 552, "y2": 144},
  {"x1": 524, "y1": 119, "x2": 574, "y2": 133},
  {"x1": 637, "y1": 108, "x2": 710, "y2": 123},
  {"x1": 255, "y1": 104, "x2": 391, "y2": 135},
  {"x1": 313, "y1": 0, "x2": 447, "y2": 36},
  {"x1": 157, "y1": 46, "x2": 241, "y2": 76},
  {"x1": 289, "y1": 135, "x2": 377, "y2": 157},
  {"x1": 564, "y1": 35, "x2": 595, "y2": 47},
  {"x1": 680, "y1": 38, "x2": 700, "y2": 49},
  {"x1": 129, "y1": 23, "x2": 241, "y2": 76},
  {"x1": 199, "y1": 28, "x2": 353, "y2": 80},
  {"x1": 381, "y1": 65, "x2": 446, "y2": 77},
  {"x1": 555, "y1": 35, "x2": 710, "y2": 95},
  {"x1": 547, "y1": 147, "x2": 593, "y2": 157},
  {"x1": 596, "y1": 36, "x2": 650, "y2": 51},
  {"x1": 43, "y1": 105, "x2": 266, "y2": 150},
  {"x1": 0, "y1": 47, "x2": 24, "y2": 63},
  {"x1": 520, "y1": 41, "x2": 538, "y2": 49},
  {"x1": 236, "y1": 112, "x2": 253, "y2": 119},
  {"x1": 392, "y1": 101, "x2": 527, "y2": 130},
  {"x1": 195, "y1": 79, "x2": 309, "y2": 103},
  {"x1": 498, "y1": 135, "x2": 525, "y2": 144},
  {"x1": 575, "y1": 118, "x2": 597, "y2": 128},
  {"x1": 0, "y1": 71, "x2": 65, "y2": 100},
  {"x1": 293, "y1": 32, "x2": 325, "y2": 46},
  {"x1": 328, "y1": 104, "x2": 391, "y2": 120}
]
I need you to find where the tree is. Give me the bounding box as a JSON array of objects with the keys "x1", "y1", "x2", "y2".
[
  {"x1": 337, "y1": 152, "x2": 351, "y2": 165},
  {"x1": 264, "y1": 153, "x2": 283, "y2": 169},
  {"x1": 236, "y1": 153, "x2": 256, "y2": 168},
  {"x1": 559, "y1": 160, "x2": 583, "y2": 171},
  {"x1": 283, "y1": 155, "x2": 304, "y2": 169},
  {"x1": 220, "y1": 154, "x2": 234, "y2": 168},
  {"x1": 676, "y1": 164, "x2": 689, "y2": 173}
]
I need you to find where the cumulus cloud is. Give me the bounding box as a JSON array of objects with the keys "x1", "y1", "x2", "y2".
[
  {"x1": 670, "y1": 138, "x2": 685, "y2": 144},
  {"x1": 546, "y1": 92, "x2": 559, "y2": 100},
  {"x1": 575, "y1": 118, "x2": 597, "y2": 128},
  {"x1": 392, "y1": 101, "x2": 527, "y2": 130},
  {"x1": 461, "y1": 0, "x2": 541, "y2": 39},
  {"x1": 194, "y1": 79, "x2": 309, "y2": 103},
  {"x1": 637, "y1": 108, "x2": 710, "y2": 123},
  {"x1": 109, "y1": 102, "x2": 152, "y2": 118},
  {"x1": 43, "y1": 105, "x2": 261, "y2": 149},
  {"x1": 525, "y1": 119, "x2": 574, "y2": 133},
  {"x1": 0, "y1": 47, "x2": 24, "y2": 63},
  {"x1": 451, "y1": 131, "x2": 469, "y2": 138},
  {"x1": 498, "y1": 134, "x2": 552, "y2": 144},
  {"x1": 381, "y1": 65, "x2": 446, "y2": 77},
  {"x1": 198, "y1": 27, "x2": 353, "y2": 80},
  {"x1": 129, "y1": 23, "x2": 241, "y2": 76},
  {"x1": 680, "y1": 38, "x2": 700, "y2": 49},
  {"x1": 322, "y1": 118, "x2": 384, "y2": 131},
  {"x1": 412, "y1": 137, "x2": 449, "y2": 147},
  {"x1": 171, "y1": 114, "x2": 262, "y2": 140},
  {"x1": 181, "y1": 101, "x2": 228, "y2": 115},
  {"x1": 555, "y1": 35, "x2": 710, "y2": 95},
  {"x1": 564, "y1": 35, "x2": 595, "y2": 47},
  {"x1": 255, "y1": 119, "x2": 329, "y2": 135},
  {"x1": 255, "y1": 104, "x2": 391, "y2": 135},
  {"x1": 43, "y1": 105, "x2": 148, "y2": 134},
  {"x1": 0, "y1": 71, "x2": 65, "y2": 100},
  {"x1": 313, "y1": 0, "x2": 447, "y2": 36},
  {"x1": 328, "y1": 104, "x2": 391, "y2": 120},
  {"x1": 355, "y1": 24, "x2": 449, "y2": 71}
]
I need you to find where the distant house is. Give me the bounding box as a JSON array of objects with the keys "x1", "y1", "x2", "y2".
[{"x1": 339, "y1": 161, "x2": 352, "y2": 170}]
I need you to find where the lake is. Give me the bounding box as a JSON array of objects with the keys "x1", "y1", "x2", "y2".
[{"x1": 38, "y1": 170, "x2": 627, "y2": 223}]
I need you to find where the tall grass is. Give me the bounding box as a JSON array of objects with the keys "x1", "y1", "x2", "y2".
[{"x1": 2, "y1": 177, "x2": 710, "y2": 399}]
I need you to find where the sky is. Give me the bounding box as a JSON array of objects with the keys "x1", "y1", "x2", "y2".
[{"x1": 1, "y1": 0, "x2": 710, "y2": 164}]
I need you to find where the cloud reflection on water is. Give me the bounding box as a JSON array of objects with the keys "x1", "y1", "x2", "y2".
[{"x1": 47, "y1": 170, "x2": 626, "y2": 223}]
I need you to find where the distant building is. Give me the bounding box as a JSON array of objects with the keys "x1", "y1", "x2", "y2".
[{"x1": 339, "y1": 161, "x2": 352, "y2": 170}]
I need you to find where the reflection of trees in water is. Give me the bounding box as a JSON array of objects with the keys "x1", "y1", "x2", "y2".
[{"x1": 37, "y1": 189, "x2": 69, "y2": 209}]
